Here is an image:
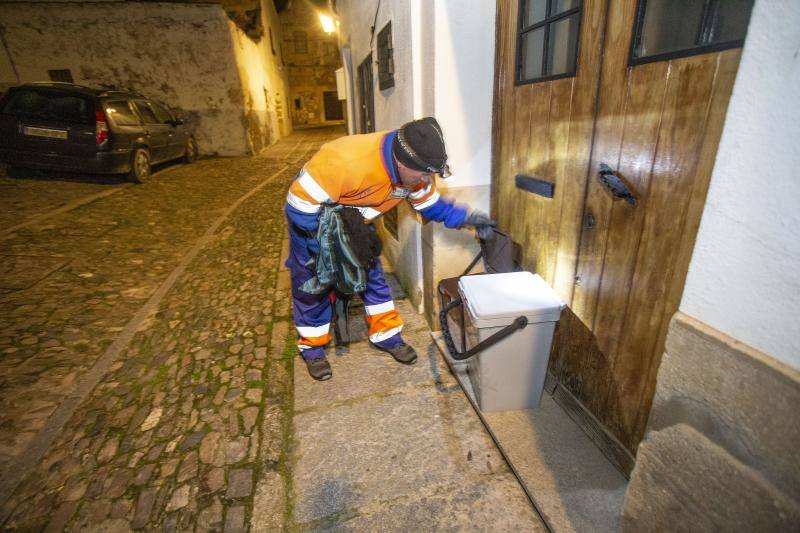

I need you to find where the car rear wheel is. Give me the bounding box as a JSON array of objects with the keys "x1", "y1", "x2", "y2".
[
  {"x1": 128, "y1": 147, "x2": 151, "y2": 183},
  {"x1": 183, "y1": 137, "x2": 198, "y2": 164}
]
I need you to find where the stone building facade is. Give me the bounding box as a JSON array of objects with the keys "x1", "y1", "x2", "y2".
[
  {"x1": 278, "y1": 0, "x2": 343, "y2": 128},
  {"x1": 0, "y1": 0, "x2": 292, "y2": 156}
]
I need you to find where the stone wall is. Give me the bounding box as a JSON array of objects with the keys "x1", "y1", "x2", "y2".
[
  {"x1": 279, "y1": 0, "x2": 343, "y2": 127},
  {"x1": 228, "y1": 0, "x2": 293, "y2": 150},
  {"x1": 0, "y1": 1, "x2": 291, "y2": 155},
  {"x1": 622, "y1": 312, "x2": 800, "y2": 531}
]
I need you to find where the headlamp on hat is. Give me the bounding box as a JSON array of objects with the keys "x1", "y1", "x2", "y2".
[{"x1": 393, "y1": 117, "x2": 452, "y2": 178}]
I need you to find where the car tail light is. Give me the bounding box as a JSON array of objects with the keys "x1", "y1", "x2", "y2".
[{"x1": 95, "y1": 104, "x2": 109, "y2": 144}]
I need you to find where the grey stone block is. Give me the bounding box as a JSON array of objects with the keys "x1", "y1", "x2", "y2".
[
  {"x1": 649, "y1": 313, "x2": 800, "y2": 500},
  {"x1": 623, "y1": 424, "x2": 800, "y2": 533}
]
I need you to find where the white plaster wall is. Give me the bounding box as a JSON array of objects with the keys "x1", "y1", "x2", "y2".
[
  {"x1": 0, "y1": 2, "x2": 251, "y2": 155},
  {"x1": 339, "y1": 47, "x2": 356, "y2": 133},
  {"x1": 336, "y1": 0, "x2": 423, "y2": 308},
  {"x1": 680, "y1": 0, "x2": 800, "y2": 369},
  {"x1": 433, "y1": 0, "x2": 496, "y2": 195},
  {"x1": 334, "y1": 0, "x2": 496, "y2": 314},
  {"x1": 336, "y1": 0, "x2": 414, "y2": 131}
]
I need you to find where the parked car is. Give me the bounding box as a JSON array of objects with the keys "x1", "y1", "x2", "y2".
[{"x1": 0, "y1": 82, "x2": 197, "y2": 183}]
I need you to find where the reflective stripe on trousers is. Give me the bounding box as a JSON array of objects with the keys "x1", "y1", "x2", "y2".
[{"x1": 286, "y1": 215, "x2": 403, "y2": 360}]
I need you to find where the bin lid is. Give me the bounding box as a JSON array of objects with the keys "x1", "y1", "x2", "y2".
[{"x1": 458, "y1": 272, "x2": 565, "y2": 327}]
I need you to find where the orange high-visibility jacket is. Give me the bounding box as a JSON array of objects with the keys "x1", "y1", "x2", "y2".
[{"x1": 285, "y1": 130, "x2": 467, "y2": 229}]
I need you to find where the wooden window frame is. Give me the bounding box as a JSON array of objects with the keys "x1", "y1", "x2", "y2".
[
  {"x1": 515, "y1": 0, "x2": 583, "y2": 86},
  {"x1": 628, "y1": 0, "x2": 752, "y2": 66}
]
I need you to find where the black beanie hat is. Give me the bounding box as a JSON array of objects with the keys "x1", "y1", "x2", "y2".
[{"x1": 392, "y1": 117, "x2": 448, "y2": 172}]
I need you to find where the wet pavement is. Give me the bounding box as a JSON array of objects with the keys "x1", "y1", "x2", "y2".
[{"x1": 0, "y1": 128, "x2": 544, "y2": 531}]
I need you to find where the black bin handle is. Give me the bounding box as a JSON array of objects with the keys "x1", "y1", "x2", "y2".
[{"x1": 439, "y1": 296, "x2": 528, "y2": 361}]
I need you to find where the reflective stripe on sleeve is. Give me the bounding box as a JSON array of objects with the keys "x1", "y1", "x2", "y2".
[
  {"x1": 413, "y1": 191, "x2": 440, "y2": 211},
  {"x1": 408, "y1": 183, "x2": 432, "y2": 200},
  {"x1": 297, "y1": 170, "x2": 331, "y2": 203},
  {"x1": 286, "y1": 191, "x2": 321, "y2": 214}
]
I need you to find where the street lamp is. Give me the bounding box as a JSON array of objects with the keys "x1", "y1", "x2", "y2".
[{"x1": 319, "y1": 13, "x2": 336, "y2": 34}]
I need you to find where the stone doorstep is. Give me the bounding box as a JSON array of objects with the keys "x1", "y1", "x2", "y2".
[
  {"x1": 652, "y1": 312, "x2": 800, "y2": 499},
  {"x1": 621, "y1": 312, "x2": 800, "y2": 531},
  {"x1": 623, "y1": 424, "x2": 800, "y2": 532},
  {"x1": 294, "y1": 475, "x2": 546, "y2": 532}
]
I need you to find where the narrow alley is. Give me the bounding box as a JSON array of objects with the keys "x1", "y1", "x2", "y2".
[
  {"x1": 0, "y1": 129, "x2": 544, "y2": 531},
  {"x1": 1, "y1": 0, "x2": 798, "y2": 530}
]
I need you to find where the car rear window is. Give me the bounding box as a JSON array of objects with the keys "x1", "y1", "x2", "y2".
[
  {"x1": 2, "y1": 89, "x2": 94, "y2": 125},
  {"x1": 104, "y1": 100, "x2": 140, "y2": 126}
]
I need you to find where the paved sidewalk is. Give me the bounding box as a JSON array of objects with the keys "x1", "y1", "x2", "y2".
[
  {"x1": 0, "y1": 127, "x2": 544, "y2": 531},
  {"x1": 287, "y1": 283, "x2": 545, "y2": 530}
]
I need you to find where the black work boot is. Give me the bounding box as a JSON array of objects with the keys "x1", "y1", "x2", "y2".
[
  {"x1": 305, "y1": 357, "x2": 332, "y2": 381},
  {"x1": 371, "y1": 342, "x2": 418, "y2": 365}
]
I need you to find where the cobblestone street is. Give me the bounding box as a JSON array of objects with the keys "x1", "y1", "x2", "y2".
[{"x1": 0, "y1": 128, "x2": 544, "y2": 531}]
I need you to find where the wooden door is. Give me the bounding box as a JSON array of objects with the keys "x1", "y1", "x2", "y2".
[
  {"x1": 357, "y1": 54, "x2": 375, "y2": 133},
  {"x1": 492, "y1": 0, "x2": 742, "y2": 454},
  {"x1": 323, "y1": 91, "x2": 344, "y2": 121}
]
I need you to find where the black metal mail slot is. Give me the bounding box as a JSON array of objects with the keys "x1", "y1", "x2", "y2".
[{"x1": 515, "y1": 175, "x2": 555, "y2": 199}]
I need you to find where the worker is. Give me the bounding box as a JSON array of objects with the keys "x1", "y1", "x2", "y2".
[{"x1": 285, "y1": 117, "x2": 495, "y2": 380}]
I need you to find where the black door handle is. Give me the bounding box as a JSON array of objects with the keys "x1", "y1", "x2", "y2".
[{"x1": 598, "y1": 163, "x2": 637, "y2": 205}]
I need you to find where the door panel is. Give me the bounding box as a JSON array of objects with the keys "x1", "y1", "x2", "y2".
[
  {"x1": 492, "y1": 0, "x2": 741, "y2": 453},
  {"x1": 598, "y1": 52, "x2": 739, "y2": 446},
  {"x1": 323, "y1": 91, "x2": 344, "y2": 121},
  {"x1": 634, "y1": 50, "x2": 742, "y2": 437},
  {"x1": 493, "y1": 0, "x2": 609, "y2": 410},
  {"x1": 569, "y1": 0, "x2": 641, "y2": 333},
  {"x1": 492, "y1": 0, "x2": 608, "y2": 298}
]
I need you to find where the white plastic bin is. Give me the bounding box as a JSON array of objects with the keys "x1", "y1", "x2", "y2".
[{"x1": 458, "y1": 271, "x2": 565, "y2": 412}]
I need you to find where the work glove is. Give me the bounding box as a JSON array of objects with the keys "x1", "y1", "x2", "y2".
[{"x1": 462, "y1": 210, "x2": 496, "y2": 240}]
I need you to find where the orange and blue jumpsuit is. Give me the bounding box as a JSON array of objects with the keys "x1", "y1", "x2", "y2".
[{"x1": 285, "y1": 130, "x2": 468, "y2": 360}]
